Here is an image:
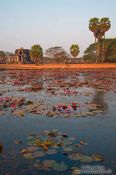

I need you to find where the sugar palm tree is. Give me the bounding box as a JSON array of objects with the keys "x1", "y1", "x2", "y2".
[
  {"x1": 100, "y1": 18, "x2": 111, "y2": 37},
  {"x1": 89, "y1": 18, "x2": 99, "y2": 63},
  {"x1": 89, "y1": 17, "x2": 111, "y2": 63},
  {"x1": 70, "y1": 44, "x2": 80, "y2": 61}
]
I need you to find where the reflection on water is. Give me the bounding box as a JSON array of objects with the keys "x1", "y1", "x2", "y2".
[
  {"x1": 92, "y1": 91, "x2": 108, "y2": 111},
  {"x1": 0, "y1": 69, "x2": 116, "y2": 175}
]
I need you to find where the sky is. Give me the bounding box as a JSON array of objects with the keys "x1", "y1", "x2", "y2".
[{"x1": 0, "y1": 0, "x2": 116, "y2": 56}]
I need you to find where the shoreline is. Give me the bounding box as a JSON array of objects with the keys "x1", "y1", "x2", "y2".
[{"x1": 0, "y1": 63, "x2": 116, "y2": 70}]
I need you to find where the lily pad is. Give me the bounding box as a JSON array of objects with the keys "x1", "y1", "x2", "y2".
[
  {"x1": 12, "y1": 109, "x2": 25, "y2": 117},
  {"x1": 32, "y1": 151, "x2": 45, "y2": 158},
  {"x1": 52, "y1": 161, "x2": 68, "y2": 172},
  {"x1": 34, "y1": 161, "x2": 43, "y2": 170},
  {"x1": 43, "y1": 160, "x2": 56, "y2": 168},
  {"x1": 26, "y1": 146, "x2": 38, "y2": 152},
  {"x1": 46, "y1": 149, "x2": 57, "y2": 155},
  {"x1": 68, "y1": 153, "x2": 83, "y2": 161},
  {"x1": 72, "y1": 167, "x2": 81, "y2": 175},
  {"x1": 80, "y1": 155, "x2": 93, "y2": 162},
  {"x1": 63, "y1": 146, "x2": 73, "y2": 152},
  {"x1": 0, "y1": 111, "x2": 5, "y2": 115},
  {"x1": 23, "y1": 153, "x2": 34, "y2": 159},
  {"x1": 92, "y1": 154, "x2": 104, "y2": 162}
]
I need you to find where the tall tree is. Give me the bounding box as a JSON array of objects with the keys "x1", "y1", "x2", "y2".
[
  {"x1": 105, "y1": 39, "x2": 116, "y2": 62},
  {"x1": 89, "y1": 17, "x2": 111, "y2": 63},
  {"x1": 83, "y1": 38, "x2": 116, "y2": 63},
  {"x1": 0, "y1": 51, "x2": 5, "y2": 63},
  {"x1": 100, "y1": 18, "x2": 111, "y2": 62},
  {"x1": 83, "y1": 43, "x2": 96, "y2": 63},
  {"x1": 45, "y1": 46, "x2": 70, "y2": 63},
  {"x1": 30, "y1": 45, "x2": 43, "y2": 64},
  {"x1": 89, "y1": 18, "x2": 99, "y2": 63},
  {"x1": 70, "y1": 44, "x2": 80, "y2": 58}
]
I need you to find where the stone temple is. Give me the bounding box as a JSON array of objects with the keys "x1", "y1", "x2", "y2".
[{"x1": 8, "y1": 48, "x2": 31, "y2": 63}]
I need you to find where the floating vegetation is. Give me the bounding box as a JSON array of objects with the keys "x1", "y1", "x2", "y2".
[
  {"x1": 0, "y1": 70, "x2": 115, "y2": 174},
  {"x1": 1, "y1": 70, "x2": 115, "y2": 118},
  {"x1": 19, "y1": 129, "x2": 105, "y2": 173}
]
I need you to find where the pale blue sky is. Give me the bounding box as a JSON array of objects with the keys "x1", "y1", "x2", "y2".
[{"x1": 0, "y1": 0, "x2": 116, "y2": 56}]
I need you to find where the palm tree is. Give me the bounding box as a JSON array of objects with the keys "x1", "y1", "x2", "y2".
[
  {"x1": 100, "y1": 18, "x2": 111, "y2": 62},
  {"x1": 89, "y1": 18, "x2": 99, "y2": 63},
  {"x1": 30, "y1": 45, "x2": 43, "y2": 64},
  {"x1": 89, "y1": 17, "x2": 111, "y2": 63},
  {"x1": 70, "y1": 44, "x2": 79, "y2": 63}
]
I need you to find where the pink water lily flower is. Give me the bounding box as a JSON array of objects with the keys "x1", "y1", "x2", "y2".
[
  {"x1": 13, "y1": 81, "x2": 20, "y2": 85},
  {"x1": 0, "y1": 98, "x2": 3, "y2": 102},
  {"x1": 10, "y1": 104, "x2": 16, "y2": 108}
]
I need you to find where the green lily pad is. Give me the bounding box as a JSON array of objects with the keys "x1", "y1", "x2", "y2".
[
  {"x1": 46, "y1": 149, "x2": 57, "y2": 155},
  {"x1": 63, "y1": 146, "x2": 73, "y2": 152},
  {"x1": 52, "y1": 145, "x2": 59, "y2": 149},
  {"x1": 25, "y1": 146, "x2": 38, "y2": 153},
  {"x1": 68, "y1": 153, "x2": 83, "y2": 161},
  {"x1": 92, "y1": 154, "x2": 104, "y2": 162},
  {"x1": 23, "y1": 153, "x2": 34, "y2": 159},
  {"x1": 52, "y1": 161, "x2": 68, "y2": 171},
  {"x1": 43, "y1": 160, "x2": 56, "y2": 168},
  {"x1": 34, "y1": 161, "x2": 43, "y2": 170},
  {"x1": 72, "y1": 167, "x2": 81, "y2": 175},
  {"x1": 32, "y1": 151, "x2": 45, "y2": 158},
  {"x1": 80, "y1": 155, "x2": 93, "y2": 162},
  {"x1": 63, "y1": 140, "x2": 72, "y2": 146}
]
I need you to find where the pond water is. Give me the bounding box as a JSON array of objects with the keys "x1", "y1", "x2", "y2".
[{"x1": 0, "y1": 69, "x2": 116, "y2": 175}]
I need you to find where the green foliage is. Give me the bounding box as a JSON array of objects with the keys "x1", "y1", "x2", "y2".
[
  {"x1": 100, "y1": 18, "x2": 111, "y2": 33},
  {"x1": 5, "y1": 52, "x2": 14, "y2": 57},
  {"x1": 70, "y1": 44, "x2": 79, "y2": 58},
  {"x1": 45, "y1": 46, "x2": 70, "y2": 63},
  {"x1": 84, "y1": 43, "x2": 96, "y2": 62},
  {"x1": 84, "y1": 38, "x2": 116, "y2": 63},
  {"x1": 89, "y1": 18, "x2": 99, "y2": 34},
  {"x1": 0, "y1": 51, "x2": 6, "y2": 63},
  {"x1": 89, "y1": 17, "x2": 111, "y2": 62},
  {"x1": 0, "y1": 51, "x2": 5, "y2": 58},
  {"x1": 89, "y1": 17, "x2": 111, "y2": 40},
  {"x1": 105, "y1": 39, "x2": 116, "y2": 62},
  {"x1": 30, "y1": 45, "x2": 43, "y2": 64},
  {"x1": 83, "y1": 54, "x2": 96, "y2": 63}
]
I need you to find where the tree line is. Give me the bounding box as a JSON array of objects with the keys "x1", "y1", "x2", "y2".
[
  {"x1": 0, "y1": 17, "x2": 116, "y2": 64},
  {"x1": 0, "y1": 44, "x2": 80, "y2": 64}
]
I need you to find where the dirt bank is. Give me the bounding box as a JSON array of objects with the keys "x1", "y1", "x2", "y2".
[{"x1": 0, "y1": 63, "x2": 116, "y2": 70}]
